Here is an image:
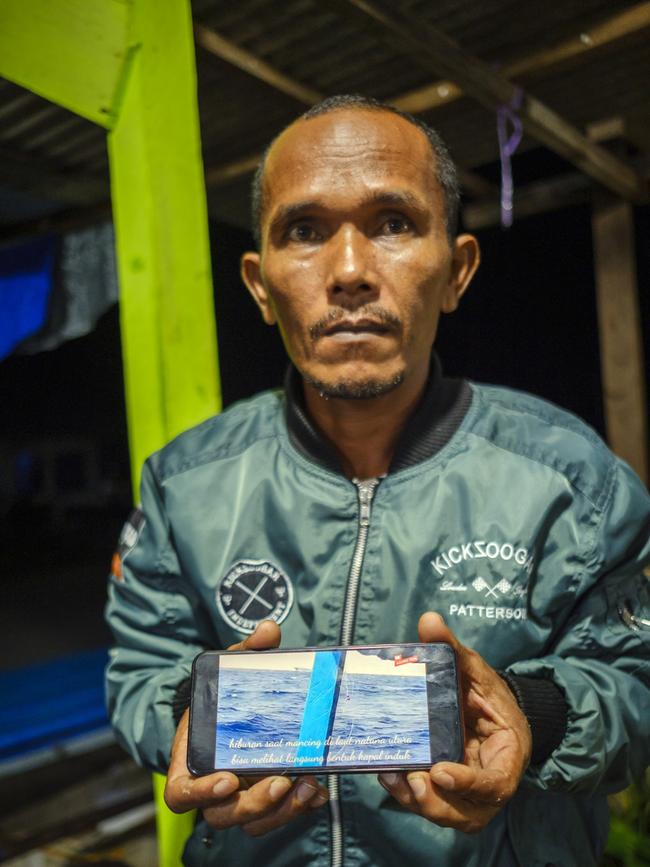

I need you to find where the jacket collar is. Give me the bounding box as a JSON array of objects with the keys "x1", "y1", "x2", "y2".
[{"x1": 284, "y1": 352, "x2": 472, "y2": 475}]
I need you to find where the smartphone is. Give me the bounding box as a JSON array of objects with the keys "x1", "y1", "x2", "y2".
[{"x1": 188, "y1": 643, "x2": 464, "y2": 776}]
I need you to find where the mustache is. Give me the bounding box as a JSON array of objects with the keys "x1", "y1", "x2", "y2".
[{"x1": 308, "y1": 305, "x2": 402, "y2": 340}]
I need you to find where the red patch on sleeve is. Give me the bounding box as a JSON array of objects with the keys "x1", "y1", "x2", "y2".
[{"x1": 111, "y1": 551, "x2": 123, "y2": 581}]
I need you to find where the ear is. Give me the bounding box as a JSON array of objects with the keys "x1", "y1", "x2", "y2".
[
  {"x1": 240, "y1": 251, "x2": 277, "y2": 326},
  {"x1": 440, "y1": 233, "x2": 481, "y2": 313}
]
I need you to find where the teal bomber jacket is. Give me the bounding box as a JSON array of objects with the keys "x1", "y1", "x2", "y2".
[{"x1": 106, "y1": 359, "x2": 650, "y2": 867}]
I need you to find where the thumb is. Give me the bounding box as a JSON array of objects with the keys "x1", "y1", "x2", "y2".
[
  {"x1": 418, "y1": 611, "x2": 489, "y2": 687},
  {"x1": 418, "y1": 611, "x2": 462, "y2": 652},
  {"x1": 228, "y1": 619, "x2": 281, "y2": 652}
]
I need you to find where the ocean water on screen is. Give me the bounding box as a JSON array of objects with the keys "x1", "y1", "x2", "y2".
[{"x1": 214, "y1": 667, "x2": 433, "y2": 769}]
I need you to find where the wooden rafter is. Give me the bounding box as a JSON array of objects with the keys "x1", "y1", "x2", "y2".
[
  {"x1": 195, "y1": 5, "x2": 650, "y2": 120},
  {"x1": 0, "y1": 145, "x2": 108, "y2": 205},
  {"x1": 330, "y1": 0, "x2": 648, "y2": 203},
  {"x1": 462, "y1": 173, "x2": 591, "y2": 230},
  {"x1": 393, "y1": 3, "x2": 650, "y2": 114},
  {"x1": 194, "y1": 22, "x2": 321, "y2": 105},
  {"x1": 193, "y1": 6, "x2": 648, "y2": 206}
]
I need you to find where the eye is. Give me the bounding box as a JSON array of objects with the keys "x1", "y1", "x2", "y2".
[
  {"x1": 286, "y1": 223, "x2": 320, "y2": 243},
  {"x1": 380, "y1": 216, "x2": 413, "y2": 236}
]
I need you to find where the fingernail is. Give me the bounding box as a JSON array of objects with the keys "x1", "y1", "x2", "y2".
[
  {"x1": 212, "y1": 778, "x2": 233, "y2": 797},
  {"x1": 295, "y1": 781, "x2": 318, "y2": 803},
  {"x1": 269, "y1": 777, "x2": 291, "y2": 800},
  {"x1": 431, "y1": 771, "x2": 455, "y2": 790},
  {"x1": 311, "y1": 791, "x2": 329, "y2": 807},
  {"x1": 408, "y1": 775, "x2": 427, "y2": 799},
  {"x1": 379, "y1": 773, "x2": 398, "y2": 786}
]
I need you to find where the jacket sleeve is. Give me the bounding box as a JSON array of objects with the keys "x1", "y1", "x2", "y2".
[
  {"x1": 105, "y1": 459, "x2": 213, "y2": 774},
  {"x1": 508, "y1": 458, "x2": 650, "y2": 795}
]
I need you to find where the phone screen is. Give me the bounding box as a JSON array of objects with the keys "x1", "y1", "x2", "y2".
[{"x1": 189, "y1": 643, "x2": 463, "y2": 775}]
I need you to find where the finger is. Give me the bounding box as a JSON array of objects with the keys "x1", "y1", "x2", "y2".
[
  {"x1": 202, "y1": 774, "x2": 293, "y2": 829},
  {"x1": 406, "y1": 772, "x2": 494, "y2": 834},
  {"x1": 164, "y1": 711, "x2": 240, "y2": 812},
  {"x1": 429, "y1": 762, "x2": 514, "y2": 806},
  {"x1": 166, "y1": 708, "x2": 191, "y2": 780},
  {"x1": 377, "y1": 772, "x2": 418, "y2": 810},
  {"x1": 227, "y1": 619, "x2": 281, "y2": 652},
  {"x1": 165, "y1": 766, "x2": 240, "y2": 812},
  {"x1": 240, "y1": 776, "x2": 329, "y2": 837}
]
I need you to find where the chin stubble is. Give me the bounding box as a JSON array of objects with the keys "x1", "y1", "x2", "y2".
[{"x1": 303, "y1": 370, "x2": 405, "y2": 400}]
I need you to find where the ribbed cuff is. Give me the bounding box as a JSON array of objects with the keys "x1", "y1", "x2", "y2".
[
  {"x1": 499, "y1": 671, "x2": 568, "y2": 765},
  {"x1": 172, "y1": 677, "x2": 192, "y2": 727}
]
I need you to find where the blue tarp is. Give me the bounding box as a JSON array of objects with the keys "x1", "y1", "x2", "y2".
[
  {"x1": 0, "y1": 647, "x2": 109, "y2": 761},
  {"x1": 0, "y1": 235, "x2": 57, "y2": 361}
]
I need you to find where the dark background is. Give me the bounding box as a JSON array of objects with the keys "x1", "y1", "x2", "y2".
[{"x1": 1, "y1": 174, "x2": 648, "y2": 670}]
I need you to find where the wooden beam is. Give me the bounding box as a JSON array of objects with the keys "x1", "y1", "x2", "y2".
[
  {"x1": 591, "y1": 194, "x2": 648, "y2": 484},
  {"x1": 457, "y1": 170, "x2": 499, "y2": 200},
  {"x1": 194, "y1": 22, "x2": 322, "y2": 105},
  {"x1": 0, "y1": 0, "x2": 130, "y2": 129},
  {"x1": 588, "y1": 112, "x2": 650, "y2": 154},
  {"x1": 463, "y1": 173, "x2": 590, "y2": 230},
  {"x1": 0, "y1": 154, "x2": 498, "y2": 244},
  {"x1": 331, "y1": 0, "x2": 648, "y2": 203},
  {"x1": 108, "y1": 0, "x2": 220, "y2": 494},
  {"x1": 393, "y1": 3, "x2": 650, "y2": 114},
  {"x1": 0, "y1": 146, "x2": 108, "y2": 205},
  {"x1": 0, "y1": 202, "x2": 111, "y2": 248},
  {"x1": 205, "y1": 153, "x2": 261, "y2": 187},
  {"x1": 505, "y1": 3, "x2": 650, "y2": 79}
]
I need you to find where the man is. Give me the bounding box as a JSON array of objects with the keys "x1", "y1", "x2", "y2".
[{"x1": 106, "y1": 95, "x2": 650, "y2": 867}]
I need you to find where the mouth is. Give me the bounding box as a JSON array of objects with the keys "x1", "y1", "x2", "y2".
[{"x1": 321, "y1": 318, "x2": 392, "y2": 338}]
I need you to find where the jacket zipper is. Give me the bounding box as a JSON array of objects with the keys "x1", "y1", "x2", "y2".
[{"x1": 328, "y1": 478, "x2": 379, "y2": 867}]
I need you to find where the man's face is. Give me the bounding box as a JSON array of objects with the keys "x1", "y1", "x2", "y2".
[{"x1": 242, "y1": 109, "x2": 479, "y2": 398}]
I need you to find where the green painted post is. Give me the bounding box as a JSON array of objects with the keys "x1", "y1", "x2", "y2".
[
  {"x1": 2, "y1": 2, "x2": 222, "y2": 861},
  {"x1": 107, "y1": 2, "x2": 219, "y2": 860},
  {"x1": 107, "y1": 0, "x2": 221, "y2": 496},
  {"x1": 0, "y1": 0, "x2": 129, "y2": 128}
]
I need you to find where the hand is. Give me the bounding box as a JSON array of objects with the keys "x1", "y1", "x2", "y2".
[
  {"x1": 378, "y1": 611, "x2": 532, "y2": 834},
  {"x1": 164, "y1": 620, "x2": 329, "y2": 837}
]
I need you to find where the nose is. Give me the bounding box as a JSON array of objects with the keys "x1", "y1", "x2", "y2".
[{"x1": 326, "y1": 226, "x2": 377, "y2": 307}]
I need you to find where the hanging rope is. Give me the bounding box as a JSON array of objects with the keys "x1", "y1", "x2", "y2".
[{"x1": 497, "y1": 87, "x2": 524, "y2": 228}]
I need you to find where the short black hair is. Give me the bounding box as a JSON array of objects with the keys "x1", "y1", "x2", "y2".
[{"x1": 251, "y1": 94, "x2": 460, "y2": 249}]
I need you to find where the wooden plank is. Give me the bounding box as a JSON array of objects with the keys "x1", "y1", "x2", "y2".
[
  {"x1": 0, "y1": 0, "x2": 130, "y2": 129},
  {"x1": 463, "y1": 173, "x2": 590, "y2": 230},
  {"x1": 108, "y1": 0, "x2": 220, "y2": 494},
  {"x1": 592, "y1": 195, "x2": 648, "y2": 484},
  {"x1": 205, "y1": 152, "x2": 262, "y2": 187},
  {"x1": 393, "y1": 3, "x2": 650, "y2": 114},
  {"x1": 332, "y1": 0, "x2": 649, "y2": 203},
  {"x1": 0, "y1": 757, "x2": 151, "y2": 858},
  {"x1": 195, "y1": 22, "x2": 322, "y2": 105},
  {"x1": 0, "y1": 146, "x2": 108, "y2": 205}
]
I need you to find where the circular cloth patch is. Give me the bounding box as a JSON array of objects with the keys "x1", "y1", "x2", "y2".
[{"x1": 216, "y1": 559, "x2": 294, "y2": 634}]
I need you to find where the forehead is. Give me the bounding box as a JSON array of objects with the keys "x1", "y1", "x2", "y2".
[{"x1": 263, "y1": 109, "x2": 441, "y2": 216}]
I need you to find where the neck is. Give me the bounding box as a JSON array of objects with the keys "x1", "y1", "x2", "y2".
[{"x1": 302, "y1": 361, "x2": 429, "y2": 480}]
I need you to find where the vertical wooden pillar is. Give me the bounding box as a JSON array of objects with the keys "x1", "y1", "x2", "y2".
[
  {"x1": 592, "y1": 194, "x2": 648, "y2": 485},
  {"x1": 107, "y1": 0, "x2": 221, "y2": 496},
  {"x1": 107, "y1": 2, "x2": 217, "y2": 861}
]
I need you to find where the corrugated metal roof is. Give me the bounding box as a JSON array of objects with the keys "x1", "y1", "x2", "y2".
[{"x1": 0, "y1": 0, "x2": 647, "y2": 234}]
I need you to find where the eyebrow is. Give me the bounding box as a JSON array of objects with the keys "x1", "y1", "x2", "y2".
[{"x1": 268, "y1": 190, "x2": 430, "y2": 233}]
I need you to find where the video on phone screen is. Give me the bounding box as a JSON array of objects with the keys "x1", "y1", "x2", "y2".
[{"x1": 214, "y1": 646, "x2": 458, "y2": 771}]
